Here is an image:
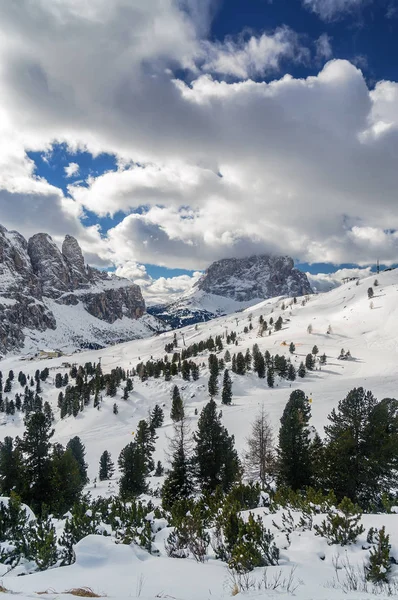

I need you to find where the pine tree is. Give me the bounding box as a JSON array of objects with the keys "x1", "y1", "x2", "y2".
[
  {"x1": 99, "y1": 450, "x2": 115, "y2": 481},
  {"x1": 150, "y1": 404, "x2": 164, "y2": 429},
  {"x1": 30, "y1": 515, "x2": 59, "y2": 571},
  {"x1": 118, "y1": 442, "x2": 147, "y2": 498},
  {"x1": 236, "y1": 352, "x2": 246, "y2": 375},
  {"x1": 278, "y1": 390, "x2": 312, "y2": 490},
  {"x1": 365, "y1": 526, "x2": 391, "y2": 583},
  {"x1": 267, "y1": 368, "x2": 274, "y2": 388},
  {"x1": 162, "y1": 417, "x2": 194, "y2": 510},
  {"x1": 208, "y1": 373, "x2": 219, "y2": 398},
  {"x1": 312, "y1": 345, "x2": 319, "y2": 356},
  {"x1": 298, "y1": 362, "x2": 306, "y2": 378},
  {"x1": 221, "y1": 369, "x2": 233, "y2": 405},
  {"x1": 245, "y1": 407, "x2": 274, "y2": 484},
  {"x1": 287, "y1": 363, "x2": 296, "y2": 381},
  {"x1": 50, "y1": 445, "x2": 83, "y2": 515},
  {"x1": 171, "y1": 386, "x2": 184, "y2": 422},
  {"x1": 368, "y1": 287, "x2": 374, "y2": 299},
  {"x1": 305, "y1": 353, "x2": 315, "y2": 370},
  {"x1": 194, "y1": 399, "x2": 240, "y2": 493},
  {"x1": 274, "y1": 316, "x2": 283, "y2": 331},
  {"x1": 66, "y1": 436, "x2": 89, "y2": 486},
  {"x1": 21, "y1": 412, "x2": 54, "y2": 513},
  {"x1": 135, "y1": 419, "x2": 155, "y2": 473},
  {"x1": 289, "y1": 342, "x2": 295, "y2": 354},
  {"x1": 0, "y1": 436, "x2": 24, "y2": 495}
]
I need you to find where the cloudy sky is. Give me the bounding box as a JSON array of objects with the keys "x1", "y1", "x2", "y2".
[{"x1": 0, "y1": 0, "x2": 397, "y2": 303}]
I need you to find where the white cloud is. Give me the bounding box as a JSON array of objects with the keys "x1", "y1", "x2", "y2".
[
  {"x1": 303, "y1": 0, "x2": 368, "y2": 20},
  {"x1": 64, "y1": 162, "x2": 79, "y2": 177},
  {"x1": 0, "y1": 0, "x2": 396, "y2": 278},
  {"x1": 200, "y1": 27, "x2": 309, "y2": 79},
  {"x1": 115, "y1": 260, "x2": 201, "y2": 305},
  {"x1": 307, "y1": 267, "x2": 372, "y2": 292},
  {"x1": 315, "y1": 34, "x2": 333, "y2": 60}
]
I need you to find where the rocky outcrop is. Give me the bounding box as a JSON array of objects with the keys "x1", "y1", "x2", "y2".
[
  {"x1": 196, "y1": 255, "x2": 312, "y2": 301},
  {"x1": 0, "y1": 226, "x2": 149, "y2": 355},
  {"x1": 148, "y1": 254, "x2": 312, "y2": 328}
]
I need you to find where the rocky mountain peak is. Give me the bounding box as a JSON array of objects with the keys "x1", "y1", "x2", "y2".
[
  {"x1": 0, "y1": 225, "x2": 153, "y2": 355},
  {"x1": 62, "y1": 234, "x2": 88, "y2": 287},
  {"x1": 195, "y1": 254, "x2": 312, "y2": 301},
  {"x1": 28, "y1": 233, "x2": 71, "y2": 298}
]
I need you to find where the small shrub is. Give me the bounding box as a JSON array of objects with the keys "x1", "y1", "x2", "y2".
[{"x1": 314, "y1": 497, "x2": 364, "y2": 545}]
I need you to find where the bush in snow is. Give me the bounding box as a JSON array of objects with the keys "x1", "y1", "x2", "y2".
[
  {"x1": 314, "y1": 496, "x2": 364, "y2": 546},
  {"x1": 365, "y1": 526, "x2": 391, "y2": 584}
]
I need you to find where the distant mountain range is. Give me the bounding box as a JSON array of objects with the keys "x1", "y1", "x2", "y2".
[{"x1": 148, "y1": 255, "x2": 312, "y2": 328}]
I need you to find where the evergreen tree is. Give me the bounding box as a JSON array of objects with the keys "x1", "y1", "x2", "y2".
[
  {"x1": 30, "y1": 515, "x2": 58, "y2": 571},
  {"x1": 312, "y1": 345, "x2": 319, "y2": 356},
  {"x1": 99, "y1": 450, "x2": 115, "y2": 481},
  {"x1": 278, "y1": 390, "x2": 312, "y2": 490},
  {"x1": 274, "y1": 316, "x2": 283, "y2": 331},
  {"x1": 135, "y1": 419, "x2": 155, "y2": 473},
  {"x1": 324, "y1": 390, "x2": 398, "y2": 507},
  {"x1": 267, "y1": 368, "x2": 274, "y2": 388},
  {"x1": 162, "y1": 417, "x2": 194, "y2": 511},
  {"x1": 298, "y1": 362, "x2": 306, "y2": 378},
  {"x1": 236, "y1": 352, "x2": 246, "y2": 375},
  {"x1": 305, "y1": 353, "x2": 315, "y2": 370},
  {"x1": 208, "y1": 373, "x2": 219, "y2": 398},
  {"x1": 50, "y1": 445, "x2": 83, "y2": 515},
  {"x1": 287, "y1": 363, "x2": 296, "y2": 381},
  {"x1": 289, "y1": 342, "x2": 295, "y2": 354},
  {"x1": 21, "y1": 412, "x2": 54, "y2": 513},
  {"x1": 194, "y1": 399, "x2": 240, "y2": 493},
  {"x1": 171, "y1": 385, "x2": 184, "y2": 422},
  {"x1": 150, "y1": 404, "x2": 164, "y2": 429},
  {"x1": 368, "y1": 287, "x2": 374, "y2": 299},
  {"x1": 66, "y1": 436, "x2": 89, "y2": 486},
  {"x1": 118, "y1": 442, "x2": 147, "y2": 498},
  {"x1": 221, "y1": 369, "x2": 233, "y2": 405},
  {"x1": 0, "y1": 436, "x2": 24, "y2": 496}
]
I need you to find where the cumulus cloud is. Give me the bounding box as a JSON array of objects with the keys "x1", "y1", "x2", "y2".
[
  {"x1": 0, "y1": 0, "x2": 397, "y2": 277},
  {"x1": 307, "y1": 266, "x2": 372, "y2": 292},
  {"x1": 115, "y1": 261, "x2": 201, "y2": 305},
  {"x1": 200, "y1": 27, "x2": 309, "y2": 79},
  {"x1": 64, "y1": 162, "x2": 79, "y2": 178},
  {"x1": 315, "y1": 34, "x2": 333, "y2": 61},
  {"x1": 303, "y1": 0, "x2": 368, "y2": 20}
]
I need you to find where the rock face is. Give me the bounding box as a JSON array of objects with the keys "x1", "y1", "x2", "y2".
[
  {"x1": 195, "y1": 255, "x2": 312, "y2": 301},
  {"x1": 148, "y1": 254, "x2": 312, "y2": 328},
  {"x1": 0, "y1": 225, "x2": 152, "y2": 355}
]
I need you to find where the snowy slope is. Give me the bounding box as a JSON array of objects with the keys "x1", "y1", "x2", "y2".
[{"x1": 1, "y1": 270, "x2": 398, "y2": 599}]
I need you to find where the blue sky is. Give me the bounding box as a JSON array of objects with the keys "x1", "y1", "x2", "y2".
[{"x1": 1, "y1": 0, "x2": 398, "y2": 302}]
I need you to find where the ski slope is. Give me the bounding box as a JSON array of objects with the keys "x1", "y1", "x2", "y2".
[{"x1": 1, "y1": 269, "x2": 398, "y2": 599}]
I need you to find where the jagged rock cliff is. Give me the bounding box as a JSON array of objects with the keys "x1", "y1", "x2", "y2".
[
  {"x1": 148, "y1": 254, "x2": 312, "y2": 328},
  {"x1": 0, "y1": 225, "x2": 158, "y2": 355},
  {"x1": 195, "y1": 255, "x2": 312, "y2": 301}
]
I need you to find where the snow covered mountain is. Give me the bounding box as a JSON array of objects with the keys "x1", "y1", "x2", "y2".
[
  {"x1": 0, "y1": 225, "x2": 163, "y2": 356},
  {"x1": 0, "y1": 268, "x2": 397, "y2": 600},
  {"x1": 149, "y1": 254, "x2": 312, "y2": 327}
]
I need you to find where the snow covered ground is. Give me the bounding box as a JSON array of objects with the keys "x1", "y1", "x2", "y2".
[{"x1": 1, "y1": 269, "x2": 398, "y2": 599}]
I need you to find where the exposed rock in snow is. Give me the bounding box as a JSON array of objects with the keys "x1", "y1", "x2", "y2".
[
  {"x1": 149, "y1": 254, "x2": 312, "y2": 328},
  {"x1": 0, "y1": 225, "x2": 160, "y2": 355}
]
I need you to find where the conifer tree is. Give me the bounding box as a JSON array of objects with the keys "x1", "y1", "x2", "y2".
[
  {"x1": 99, "y1": 450, "x2": 115, "y2": 481},
  {"x1": 194, "y1": 399, "x2": 240, "y2": 493},
  {"x1": 236, "y1": 352, "x2": 246, "y2": 375},
  {"x1": 267, "y1": 368, "x2": 275, "y2": 388},
  {"x1": 118, "y1": 442, "x2": 147, "y2": 498},
  {"x1": 221, "y1": 369, "x2": 233, "y2": 405},
  {"x1": 171, "y1": 385, "x2": 184, "y2": 422},
  {"x1": 298, "y1": 362, "x2": 306, "y2": 378},
  {"x1": 150, "y1": 404, "x2": 164, "y2": 429},
  {"x1": 278, "y1": 390, "x2": 312, "y2": 490},
  {"x1": 21, "y1": 412, "x2": 54, "y2": 513},
  {"x1": 66, "y1": 436, "x2": 89, "y2": 486},
  {"x1": 135, "y1": 419, "x2": 155, "y2": 473},
  {"x1": 208, "y1": 373, "x2": 219, "y2": 398},
  {"x1": 289, "y1": 342, "x2": 295, "y2": 354},
  {"x1": 0, "y1": 436, "x2": 24, "y2": 496},
  {"x1": 50, "y1": 445, "x2": 83, "y2": 514}
]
